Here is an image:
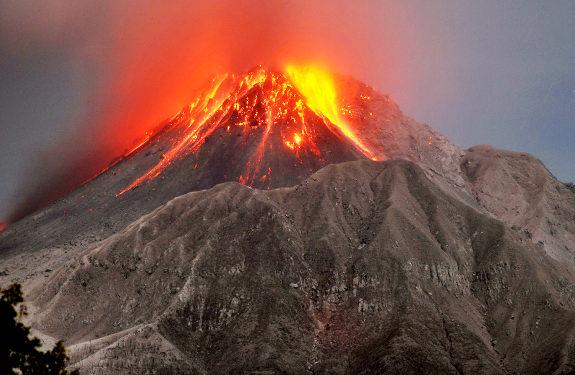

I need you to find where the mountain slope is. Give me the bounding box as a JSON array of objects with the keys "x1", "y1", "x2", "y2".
[
  {"x1": 1, "y1": 67, "x2": 574, "y2": 374},
  {"x1": 27, "y1": 160, "x2": 575, "y2": 374},
  {"x1": 462, "y1": 145, "x2": 575, "y2": 267}
]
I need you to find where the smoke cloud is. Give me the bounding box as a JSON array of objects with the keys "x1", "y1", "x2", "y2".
[{"x1": 1, "y1": 0, "x2": 409, "y2": 222}]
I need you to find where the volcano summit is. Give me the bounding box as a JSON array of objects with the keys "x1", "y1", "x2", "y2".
[
  {"x1": 1, "y1": 67, "x2": 574, "y2": 374},
  {"x1": 117, "y1": 66, "x2": 375, "y2": 196}
]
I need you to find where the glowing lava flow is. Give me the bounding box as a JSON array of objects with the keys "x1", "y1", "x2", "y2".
[
  {"x1": 116, "y1": 66, "x2": 381, "y2": 196},
  {"x1": 0, "y1": 222, "x2": 6, "y2": 232},
  {"x1": 285, "y1": 65, "x2": 379, "y2": 161},
  {"x1": 236, "y1": 70, "x2": 322, "y2": 186}
]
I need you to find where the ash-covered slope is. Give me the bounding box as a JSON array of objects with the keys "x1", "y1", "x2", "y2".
[
  {"x1": 28, "y1": 160, "x2": 575, "y2": 374},
  {"x1": 462, "y1": 145, "x2": 575, "y2": 267},
  {"x1": 336, "y1": 75, "x2": 465, "y2": 190}
]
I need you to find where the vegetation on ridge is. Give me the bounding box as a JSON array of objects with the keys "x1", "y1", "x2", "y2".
[{"x1": 0, "y1": 283, "x2": 77, "y2": 375}]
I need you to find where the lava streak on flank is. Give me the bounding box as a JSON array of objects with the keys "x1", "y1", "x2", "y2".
[
  {"x1": 116, "y1": 65, "x2": 382, "y2": 196},
  {"x1": 285, "y1": 65, "x2": 379, "y2": 161}
]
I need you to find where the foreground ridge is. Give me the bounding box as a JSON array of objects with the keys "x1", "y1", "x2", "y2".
[{"x1": 20, "y1": 160, "x2": 575, "y2": 374}]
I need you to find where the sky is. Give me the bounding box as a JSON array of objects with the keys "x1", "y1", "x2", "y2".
[{"x1": 1, "y1": 1, "x2": 574, "y2": 222}]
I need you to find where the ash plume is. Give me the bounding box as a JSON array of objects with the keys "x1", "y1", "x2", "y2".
[{"x1": 1, "y1": 0, "x2": 403, "y2": 223}]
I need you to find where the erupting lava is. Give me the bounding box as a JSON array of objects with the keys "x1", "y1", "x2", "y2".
[{"x1": 116, "y1": 65, "x2": 383, "y2": 196}]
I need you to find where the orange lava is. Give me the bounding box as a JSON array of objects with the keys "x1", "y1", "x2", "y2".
[
  {"x1": 285, "y1": 65, "x2": 379, "y2": 161},
  {"x1": 116, "y1": 66, "x2": 381, "y2": 195}
]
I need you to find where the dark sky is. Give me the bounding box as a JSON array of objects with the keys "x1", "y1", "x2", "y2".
[{"x1": 1, "y1": 1, "x2": 574, "y2": 221}]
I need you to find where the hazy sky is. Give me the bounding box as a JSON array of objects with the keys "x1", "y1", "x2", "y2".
[{"x1": 1, "y1": 1, "x2": 574, "y2": 221}]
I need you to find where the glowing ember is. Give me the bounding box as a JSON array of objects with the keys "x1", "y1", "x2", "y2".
[
  {"x1": 285, "y1": 133, "x2": 303, "y2": 150},
  {"x1": 116, "y1": 66, "x2": 382, "y2": 196},
  {"x1": 0, "y1": 223, "x2": 7, "y2": 232}
]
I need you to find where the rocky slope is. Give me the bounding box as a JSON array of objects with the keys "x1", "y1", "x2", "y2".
[
  {"x1": 18, "y1": 160, "x2": 575, "y2": 374},
  {"x1": 462, "y1": 145, "x2": 575, "y2": 267}
]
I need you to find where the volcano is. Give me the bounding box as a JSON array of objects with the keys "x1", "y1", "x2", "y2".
[
  {"x1": 1, "y1": 67, "x2": 575, "y2": 374},
  {"x1": 0, "y1": 66, "x2": 460, "y2": 253}
]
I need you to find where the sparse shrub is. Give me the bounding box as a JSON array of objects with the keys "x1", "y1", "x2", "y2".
[{"x1": 0, "y1": 283, "x2": 78, "y2": 375}]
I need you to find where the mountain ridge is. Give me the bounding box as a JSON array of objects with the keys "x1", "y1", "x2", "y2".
[{"x1": 21, "y1": 159, "x2": 575, "y2": 374}]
